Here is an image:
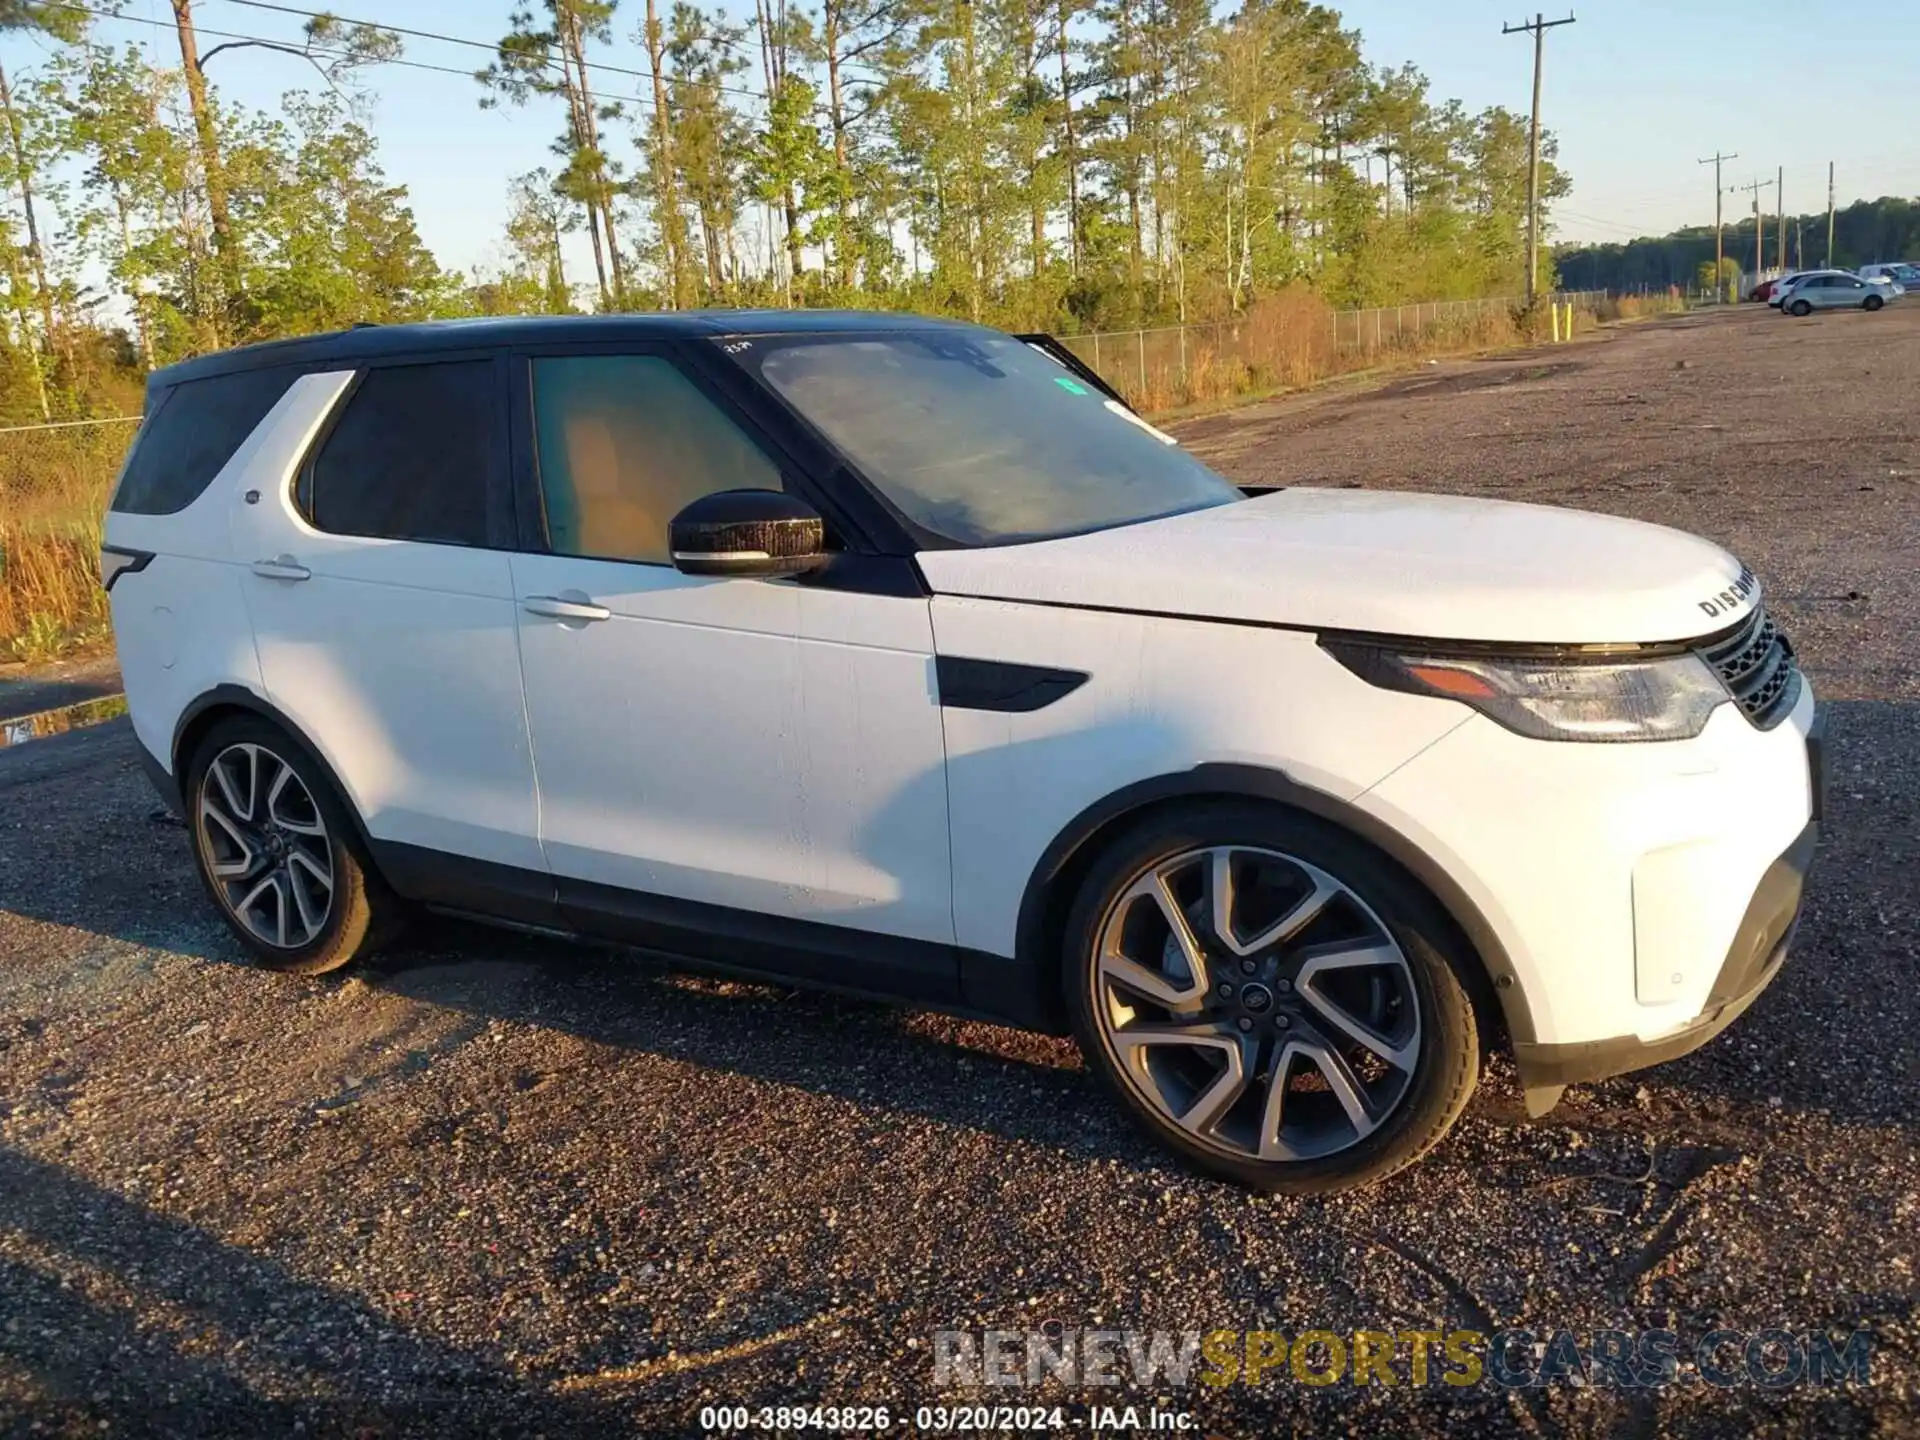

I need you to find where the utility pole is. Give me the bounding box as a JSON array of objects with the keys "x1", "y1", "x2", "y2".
[
  {"x1": 1776, "y1": 165, "x2": 1785, "y2": 270},
  {"x1": 1737, "y1": 176, "x2": 1768, "y2": 286},
  {"x1": 1503, "y1": 11, "x2": 1577, "y2": 307},
  {"x1": 1826, "y1": 161, "x2": 1835, "y2": 266},
  {"x1": 1699, "y1": 150, "x2": 1737, "y2": 302}
]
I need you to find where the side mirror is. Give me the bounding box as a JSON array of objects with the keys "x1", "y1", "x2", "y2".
[{"x1": 667, "y1": 489, "x2": 829, "y2": 579}]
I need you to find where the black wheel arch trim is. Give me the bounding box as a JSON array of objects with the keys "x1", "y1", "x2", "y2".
[
  {"x1": 1011, "y1": 761, "x2": 1536, "y2": 1045},
  {"x1": 168, "y1": 684, "x2": 381, "y2": 859}
]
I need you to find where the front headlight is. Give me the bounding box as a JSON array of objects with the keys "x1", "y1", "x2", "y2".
[{"x1": 1322, "y1": 640, "x2": 1727, "y2": 742}]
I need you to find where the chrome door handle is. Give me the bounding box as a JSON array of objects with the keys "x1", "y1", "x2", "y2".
[
  {"x1": 251, "y1": 555, "x2": 310, "y2": 582},
  {"x1": 522, "y1": 594, "x2": 611, "y2": 622}
]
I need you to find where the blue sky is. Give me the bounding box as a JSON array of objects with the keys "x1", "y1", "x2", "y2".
[
  {"x1": 1337, "y1": 0, "x2": 1920, "y2": 248},
  {"x1": 8, "y1": 0, "x2": 1919, "y2": 282}
]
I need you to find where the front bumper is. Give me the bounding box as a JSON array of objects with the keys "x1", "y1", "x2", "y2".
[
  {"x1": 1512, "y1": 817, "x2": 1816, "y2": 1095},
  {"x1": 1357, "y1": 679, "x2": 1820, "y2": 1111}
]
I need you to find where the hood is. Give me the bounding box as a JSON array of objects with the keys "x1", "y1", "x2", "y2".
[{"x1": 915, "y1": 487, "x2": 1759, "y2": 645}]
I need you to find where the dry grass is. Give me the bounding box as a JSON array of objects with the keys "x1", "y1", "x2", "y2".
[
  {"x1": 0, "y1": 294, "x2": 1684, "y2": 666},
  {"x1": 0, "y1": 423, "x2": 129, "y2": 663},
  {"x1": 1108, "y1": 287, "x2": 1528, "y2": 414},
  {"x1": 0, "y1": 516, "x2": 111, "y2": 663},
  {"x1": 1602, "y1": 292, "x2": 1690, "y2": 322}
]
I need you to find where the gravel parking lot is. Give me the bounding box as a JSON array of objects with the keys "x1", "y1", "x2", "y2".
[{"x1": 2, "y1": 304, "x2": 1915, "y2": 1437}]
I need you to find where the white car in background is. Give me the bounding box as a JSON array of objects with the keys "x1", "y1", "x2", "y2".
[
  {"x1": 1766, "y1": 271, "x2": 1820, "y2": 307},
  {"x1": 1777, "y1": 270, "x2": 1896, "y2": 314},
  {"x1": 1857, "y1": 262, "x2": 1919, "y2": 290},
  {"x1": 102, "y1": 313, "x2": 1822, "y2": 1193}
]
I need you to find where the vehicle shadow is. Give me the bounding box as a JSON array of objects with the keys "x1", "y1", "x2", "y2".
[
  {"x1": 360, "y1": 695, "x2": 1920, "y2": 1149},
  {"x1": 364, "y1": 928, "x2": 1174, "y2": 1176},
  {"x1": 2, "y1": 700, "x2": 1912, "y2": 1154},
  {"x1": 0, "y1": 1144, "x2": 628, "y2": 1435},
  {"x1": 376, "y1": 709, "x2": 1220, "y2": 1180}
]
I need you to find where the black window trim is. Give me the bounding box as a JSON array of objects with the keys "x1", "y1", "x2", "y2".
[
  {"x1": 294, "y1": 348, "x2": 516, "y2": 552},
  {"x1": 504, "y1": 338, "x2": 890, "y2": 573}
]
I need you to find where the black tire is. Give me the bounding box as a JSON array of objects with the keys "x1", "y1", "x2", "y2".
[
  {"x1": 1064, "y1": 801, "x2": 1479, "y2": 1194},
  {"x1": 1789, "y1": 299, "x2": 1812, "y2": 317},
  {"x1": 1864, "y1": 293, "x2": 1884, "y2": 312},
  {"x1": 184, "y1": 715, "x2": 400, "y2": 975}
]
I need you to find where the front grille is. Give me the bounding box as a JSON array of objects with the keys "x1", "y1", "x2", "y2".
[{"x1": 1698, "y1": 607, "x2": 1801, "y2": 730}]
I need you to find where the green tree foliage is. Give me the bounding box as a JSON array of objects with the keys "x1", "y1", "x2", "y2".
[
  {"x1": 241, "y1": 95, "x2": 454, "y2": 333},
  {"x1": 666, "y1": 5, "x2": 751, "y2": 300},
  {"x1": 0, "y1": 0, "x2": 1581, "y2": 418},
  {"x1": 1559, "y1": 198, "x2": 1920, "y2": 292},
  {"x1": 502, "y1": 166, "x2": 576, "y2": 311},
  {"x1": 478, "y1": 1, "x2": 632, "y2": 308}
]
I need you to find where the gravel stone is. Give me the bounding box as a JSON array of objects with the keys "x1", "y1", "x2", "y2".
[{"x1": 0, "y1": 306, "x2": 1913, "y2": 1435}]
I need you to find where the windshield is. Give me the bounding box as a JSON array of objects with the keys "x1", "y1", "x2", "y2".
[{"x1": 732, "y1": 331, "x2": 1241, "y2": 546}]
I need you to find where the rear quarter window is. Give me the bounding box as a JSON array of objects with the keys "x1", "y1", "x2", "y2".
[
  {"x1": 299, "y1": 360, "x2": 495, "y2": 547},
  {"x1": 110, "y1": 366, "x2": 299, "y2": 516}
]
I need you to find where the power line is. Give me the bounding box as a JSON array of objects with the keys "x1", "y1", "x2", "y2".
[
  {"x1": 210, "y1": 0, "x2": 896, "y2": 102},
  {"x1": 44, "y1": 0, "x2": 785, "y2": 114},
  {"x1": 209, "y1": 0, "x2": 792, "y2": 97},
  {"x1": 1552, "y1": 208, "x2": 1655, "y2": 239}
]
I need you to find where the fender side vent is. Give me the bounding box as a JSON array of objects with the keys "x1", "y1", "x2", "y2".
[{"x1": 936, "y1": 657, "x2": 1089, "y2": 713}]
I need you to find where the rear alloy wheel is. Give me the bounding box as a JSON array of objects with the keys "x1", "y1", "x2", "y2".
[
  {"x1": 1790, "y1": 299, "x2": 1813, "y2": 317},
  {"x1": 1066, "y1": 804, "x2": 1478, "y2": 1193},
  {"x1": 186, "y1": 716, "x2": 396, "y2": 974},
  {"x1": 1864, "y1": 293, "x2": 1885, "y2": 312}
]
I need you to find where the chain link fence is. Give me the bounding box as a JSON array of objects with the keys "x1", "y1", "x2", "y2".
[
  {"x1": 0, "y1": 415, "x2": 140, "y2": 535},
  {"x1": 0, "y1": 416, "x2": 135, "y2": 658},
  {"x1": 1058, "y1": 291, "x2": 1610, "y2": 411},
  {"x1": 0, "y1": 289, "x2": 1615, "y2": 529},
  {"x1": 0, "y1": 294, "x2": 1620, "y2": 655}
]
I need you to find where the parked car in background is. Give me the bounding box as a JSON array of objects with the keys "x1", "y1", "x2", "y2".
[
  {"x1": 1778, "y1": 271, "x2": 1894, "y2": 314},
  {"x1": 102, "y1": 312, "x2": 1821, "y2": 1194},
  {"x1": 1762, "y1": 272, "x2": 1816, "y2": 306},
  {"x1": 1858, "y1": 262, "x2": 1920, "y2": 289},
  {"x1": 1768, "y1": 269, "x2": 1900, "y2": 307}
]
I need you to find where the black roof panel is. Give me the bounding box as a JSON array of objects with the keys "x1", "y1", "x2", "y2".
[{"x1": 152, "y1": 309, "x2": 991, "y2": 387}]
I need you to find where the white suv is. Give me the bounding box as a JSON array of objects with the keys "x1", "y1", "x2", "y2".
[{"x1": 102, "y1": 314, "x2": 1822, "y2": 1193}]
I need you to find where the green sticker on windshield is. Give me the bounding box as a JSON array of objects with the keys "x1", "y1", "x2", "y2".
[{"x1": 1054, "y1": 376, "x2": 1089, "y2": 395}]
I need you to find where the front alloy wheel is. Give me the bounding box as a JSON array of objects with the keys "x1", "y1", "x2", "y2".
[
  {"x1": 1066, "y1": 804, "x2": 1479, "y2": 1192},
  {"x1": 1093, "y1": 845, "x2": 1421, "y2": 1162}
]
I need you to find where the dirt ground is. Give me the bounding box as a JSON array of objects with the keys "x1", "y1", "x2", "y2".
[{"x1": 1, "y1": 305, "x2": 1915, "y2": 1438}]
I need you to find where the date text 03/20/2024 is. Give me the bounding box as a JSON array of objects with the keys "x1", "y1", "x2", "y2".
[{"x1": 696, "y1": 1405, "x2": 1193, "y2": 1432}]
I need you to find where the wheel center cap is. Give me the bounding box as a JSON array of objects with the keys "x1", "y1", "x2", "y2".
[{"x1": 1240, "y1": 983, "x2": 1273, "y2": 1013}]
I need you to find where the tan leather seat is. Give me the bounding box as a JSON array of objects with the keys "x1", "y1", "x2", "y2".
[{"x1": 559, "y1": 411, "x2": 665, "y2": 560}]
